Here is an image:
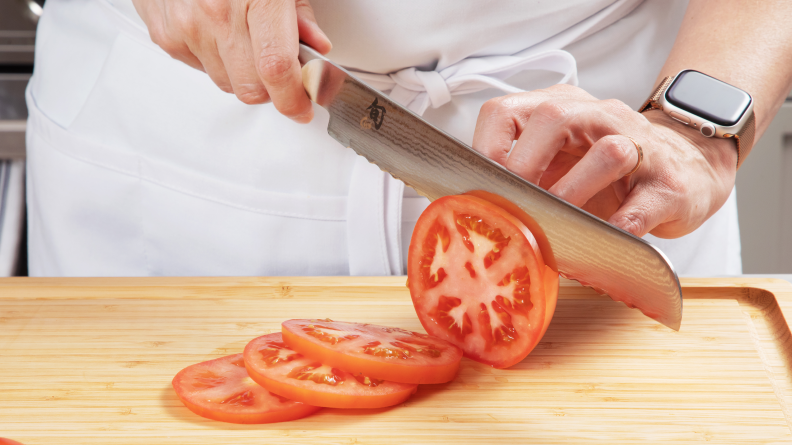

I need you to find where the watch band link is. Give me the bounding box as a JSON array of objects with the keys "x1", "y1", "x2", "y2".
[
  {"x1": 638, "y1": 75, "x2": 754, "y2": 169},
  {"x1": 638, "y1": 76, "x2": 674, "y2": 113}
]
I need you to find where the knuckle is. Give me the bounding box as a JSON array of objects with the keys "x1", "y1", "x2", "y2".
[
  {"x1": 163, "y1": 6, "x2": 201, "y2": 38},
  {"x1": 479, "y1": 98, "x2": 498, "y2": 116},
  {"x1": 149, "y1": 27, "x2": 178, "y2": 54},
  {"x1": 619, "y1": 212, "x2": 647, "y2": 236},
  {"x1": 256, "y1": 50, "x2": 296, "y2": 83},
  {"x1": 533, "y1": 100, "x2": 571, "y2": 122},
  {"x1": 480, "y1": 95, "x2": 510, "y2": 116},
  {"x1": 598, "y1": 135, "x2": 633, "y2": 167},
  {"x1": 198, "y1": 0, "x2": 231, "y2": 22},
  {"x1": 235, "y1": 86, "x2": 270, "y2": 104}
]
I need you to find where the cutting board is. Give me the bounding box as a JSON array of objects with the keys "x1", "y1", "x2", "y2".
[{"x1": 1, "y1": 276, "x2": 792, "y2": 444}]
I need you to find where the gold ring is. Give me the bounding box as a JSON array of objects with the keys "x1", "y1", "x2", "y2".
[{"x1": 625, "y1": 136, "x2": 643, "y2": 176}]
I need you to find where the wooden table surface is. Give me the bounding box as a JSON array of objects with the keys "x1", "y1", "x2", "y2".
[{"x1": 1, "y1": 276, "x2": 792, "y2": 444}]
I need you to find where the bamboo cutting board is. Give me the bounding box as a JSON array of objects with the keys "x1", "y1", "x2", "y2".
[{"x1": 1, "y1": 276, "x2": 792, "y2": 444}]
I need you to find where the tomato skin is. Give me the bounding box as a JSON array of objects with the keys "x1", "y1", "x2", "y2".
[
  {"x1": 245, "y1": 333, "x2": 418, "y2": 409},
  {"x1": 281, "y1": 319, "x2": 462, "y2": 384},
  {"x1": 172, "y1": 353, "x2": 320, "y2": 424},
  {"x1": 408, "y1": 195, "x2": 557, "y2": 368},
  {"x1": 0, "y1": 439, "x2": 24, "y2": 445},
  {"x1": 539, "y1": 265, "x2": 560, "y2": 340}
]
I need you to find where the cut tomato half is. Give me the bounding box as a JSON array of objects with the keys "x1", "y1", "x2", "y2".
[
  {"x1": 244, "y1": 333, "x2": 418, "y2": 409},
  {"x1": 281, "y1": 319, "x2": 462, "y2": 384},
  {"x1": 407, "y1": 194, "x2": 559, "y2": 368},
  {"x1": 172, "y1": 353, "x2": 320, "y2": 424}
]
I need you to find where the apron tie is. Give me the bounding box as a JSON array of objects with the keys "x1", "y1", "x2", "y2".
[
  {"x1": 346, "y1": 49, "x2": 578, "y2": 275},
  {"x1": 353, "y1": 49, "x2": 579, "y2": 115}
]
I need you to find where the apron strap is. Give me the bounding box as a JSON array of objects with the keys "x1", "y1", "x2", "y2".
[{"x1": 346, "y1": 157, "x2": 403, "y2": 276}]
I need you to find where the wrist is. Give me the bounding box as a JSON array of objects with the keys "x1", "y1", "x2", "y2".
[{"x1": 643, "y1": 109, "x2": 738, "y2": 177}]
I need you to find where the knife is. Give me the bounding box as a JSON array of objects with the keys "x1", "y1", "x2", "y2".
[{"x1": 298, "y1": 44, "x2": 683, "y2": 330}]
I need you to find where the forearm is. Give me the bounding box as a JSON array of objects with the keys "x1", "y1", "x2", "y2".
[{"x1": 656, "y1": 0, "x2": 792, "y2": 142}]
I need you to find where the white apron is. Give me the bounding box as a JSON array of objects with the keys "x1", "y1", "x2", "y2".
[{"x1": 26, "y1": 0, "x2": 741, "y2": 277}]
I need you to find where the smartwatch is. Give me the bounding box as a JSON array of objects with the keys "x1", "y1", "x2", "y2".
[{"x1": 639, "y1": 70, "x2": 755, "y2": 168}]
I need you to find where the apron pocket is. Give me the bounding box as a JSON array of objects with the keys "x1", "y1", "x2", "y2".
[{"x1": 26, "y1": 88, "x2": 351, "y2": 276}]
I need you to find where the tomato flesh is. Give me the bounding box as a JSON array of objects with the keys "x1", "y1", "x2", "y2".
[
  {"x1": 171, "y1": 353, "x2": 320, "y2": 424},
  {"x1": 282, "y1": 319, "x2": 462, "y2": 384},
  {"x1": 463, "y1": 190, "x2": 556, "y2": 272},
  {"x1": 245, "y1": 333, "x2": 418, "y2": 409},
  {"x1": 408, "y1": 195, "x2": 558, "y2": 368}
]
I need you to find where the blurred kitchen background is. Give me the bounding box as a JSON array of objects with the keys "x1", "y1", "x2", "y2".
[
  {"x1": 0, "y1": 0, "x2": 790, "y2": 276},
  {"x1": 0, "y1": 0, "x2": 39, "y2": 277}
]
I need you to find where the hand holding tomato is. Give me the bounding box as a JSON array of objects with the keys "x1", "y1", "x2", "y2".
[
  {"x1": 131, "y1": 0, "x2": 331, "y2": 122},
  {"x1": 472, "y1": 84, "x2": 738, "y2": 239}
]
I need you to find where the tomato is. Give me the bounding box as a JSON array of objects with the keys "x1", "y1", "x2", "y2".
[
  {"x1": 281, "y1": 319, "x2": 462, "y2": 384},
  {"x1": 407, "y1": 194, "x2": 559, "y2": 368},
  {"x1": 244, "y1": 333, "x2": 418, "y2": 409},
  {"x1": 0, "y1": 439, "x2": 24, "y2": 445},
  {"x1": 172, "y1": 353, "x2": 320, "y2": 424}
]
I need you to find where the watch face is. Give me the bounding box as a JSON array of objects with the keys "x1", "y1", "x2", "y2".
[{"x1": 666, "y1": 70, "x2": 751, "y2": 126}]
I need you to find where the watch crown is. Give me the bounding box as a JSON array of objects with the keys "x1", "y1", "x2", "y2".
[{"x1": 700, "y1": 123, "x2": 716, "y2": 137}]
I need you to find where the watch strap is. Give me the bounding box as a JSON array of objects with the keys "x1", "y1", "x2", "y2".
[
  {"x1": 729, "y1": 110, "x2": 755, "y2": 169},
  {"x1": 638, "y1": 76, "x2": 674, "y2": 113}
]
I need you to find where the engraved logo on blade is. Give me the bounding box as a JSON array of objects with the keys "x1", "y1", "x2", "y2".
[{"x1": 361, "y1": 98, "x2": 386, "y2": 130}]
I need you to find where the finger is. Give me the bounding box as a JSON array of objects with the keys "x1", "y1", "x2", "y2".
[
  {"x1": 144, "y1": 2, "x2": 234, "y2": 93},
  {"x1": 506, "y1": 98, "x2": 633, "y2": 186},
  {"x1": 188, "y1": 39, "x2": 235, "y2": 94},
  {"x1": 217, "y1": 3, "x2": 270, "y2": 104},
  {"x1": 504, "y1": 100, "x2": 579, "y2": 184},
  {"x1": 607, "y1": 183, "x2": 677, "y2": 237},
  {"x1": 248, "y1": 0, "x2": 314, "y2": 123},
  {"x1": 295, "y1": 0, "x2": 332, "y2": 54},
  {"x1": 147, "y1": 22, "x2": 207, "y2": 73},
  {"x1": 547, "y1": 135, "x2": 641, "y2": 207},
  {"x1": 472, "y1": 85, "x2": 596, "y2": 166}
]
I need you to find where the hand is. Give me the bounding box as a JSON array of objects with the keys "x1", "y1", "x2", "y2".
[
  {"x1": 472, "y1": 84, "x2": 738, "y2": 238},
  {"x1": 132, "y1": 0, "x2": 332, "y2": 122}
]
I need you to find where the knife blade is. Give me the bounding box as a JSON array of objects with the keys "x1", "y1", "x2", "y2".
[{"x1": 298, "y1": 44, "x2": 683, "y2": 330}]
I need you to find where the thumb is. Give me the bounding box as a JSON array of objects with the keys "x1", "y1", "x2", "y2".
[
  {"x1": 295, "y1": 0, "x2": 332, "y2": 54},
  {"x1": 607, "y1": 183, "x2": 676, "y2": 238}
]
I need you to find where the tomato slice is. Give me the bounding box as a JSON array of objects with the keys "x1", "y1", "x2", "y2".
[
  {"x1": 281, "y1": 319, "x2": 462, "y2": 384},
  {"x1": 463, "y1": 190, "x2": 557, "y2": 272},
  {"x1": 466, "y1": 191, "x2": 560, "y2": 350},
  {"x1": 172, "y1": 353, "x2": 320, "y2": 424},
  {"x1": 244, "y1": 333, "x2": 418, "y2": 409},
  {"x1": 407, "y1": 194, "x2": 557, "y2": 368}
]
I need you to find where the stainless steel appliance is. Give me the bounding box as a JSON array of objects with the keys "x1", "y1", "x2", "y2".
[{"x1": 0, "y1": 0, "x2": 41, "y2": 276}]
